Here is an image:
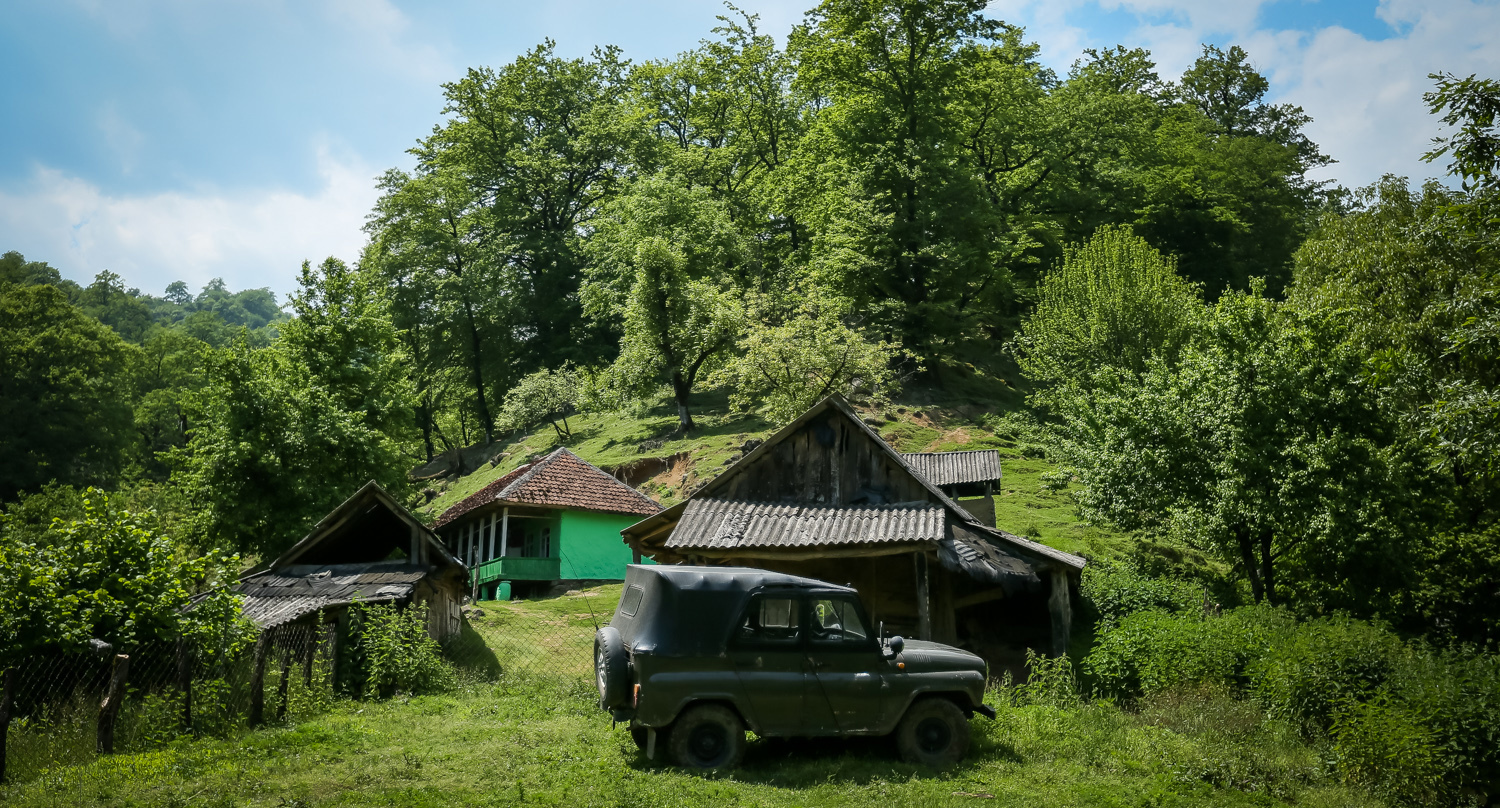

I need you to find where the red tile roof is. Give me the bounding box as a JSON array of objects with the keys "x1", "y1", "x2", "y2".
[{"x1": 432, "y1": 448, "x2": 662, "y2": 527}]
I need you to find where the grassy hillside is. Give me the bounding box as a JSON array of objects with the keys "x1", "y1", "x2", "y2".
[{"x1": 414, "y1": 382, "x2": 1154, "y2": 565}]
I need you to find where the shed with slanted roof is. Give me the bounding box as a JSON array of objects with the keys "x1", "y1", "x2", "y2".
[
  {"x1": 621, "y1": 396, "x2": 1085, "y2": 677},
  {"x1": 432, "y1": 448, "x2": 663, "y2": 599},
  {"x1": 233, "y1": 480, "x2": 467, "y2": 642}
]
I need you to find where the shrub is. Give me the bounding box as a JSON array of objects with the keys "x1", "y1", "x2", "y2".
[
  {"x1": 1013, "y1": 649, "x2": 1081, "y2": 708},
  {"x1": 1332, "y1": 695, "x2": 1448, "y2": 806},
  {"x1": 1085, "y1": 610, "x2": 1245, "y2": 698},
  {"x1": 1080, "y1": 559, "x2": 1203, "y2": 629},
  {"x1": 1246, "y1": 613, "x2": 1404, "y2": 729},
  {"x1": 347, "y1": 602, "x2": 453, "y2": 699}
]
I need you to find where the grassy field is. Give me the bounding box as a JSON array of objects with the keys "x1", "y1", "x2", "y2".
[
  {"x1": 0, "y1": 674, "x2": 1384, "y2": 808},
  {"x1": 1, "y1": 582, "x2": 1383, "y2": 808}
]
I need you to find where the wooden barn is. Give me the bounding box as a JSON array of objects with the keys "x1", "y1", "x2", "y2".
[
  {"x1": 234, "y1": 481, "x2": 467, "y2": 642},
  {"x1": 622, "y1": 396, "x2": 1085, "y2": 675}
]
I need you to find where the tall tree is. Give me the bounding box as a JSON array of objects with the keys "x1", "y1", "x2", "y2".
[
  {"x1": 585, "y1": 175, "x2": 749, "y2": 431},
  {"x1": 177, "y1": 258, "x2": 414, "y2": 558},
  {"x1": 0, "y1": 283, "x2": 136, "y2": 499}
]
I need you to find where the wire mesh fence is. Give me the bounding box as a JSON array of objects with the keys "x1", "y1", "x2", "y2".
[
  {"x1": 0, "y1": 623, "x2": 335, "y2": 786},
  {"x1": 453, "y1": 583, "x2": 624, "y2": 683},
  {"x1": 0, "y1": 585, "x2": 621, "y2": 786}
]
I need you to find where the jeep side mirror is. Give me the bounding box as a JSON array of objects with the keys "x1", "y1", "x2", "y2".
[{"x1": 883, "y1": 635, "x2": 904, "y2": 660}]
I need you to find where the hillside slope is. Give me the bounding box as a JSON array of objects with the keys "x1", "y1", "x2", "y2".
[{"x1": 413, "y1": 388, "x2": 1150, "y2": 563}]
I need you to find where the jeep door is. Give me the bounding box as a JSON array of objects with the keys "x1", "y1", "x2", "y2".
[
  {"x1": 804, "y1": 595, "x2": 889, "y2": 734},
  {"x1": 727, "y1": 592, "x2": 808, "y2": 736}
]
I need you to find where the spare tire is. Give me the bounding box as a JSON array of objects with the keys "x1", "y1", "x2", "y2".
[{"x1": 595, "y1": 626, "x2": 630, "y2": 709}]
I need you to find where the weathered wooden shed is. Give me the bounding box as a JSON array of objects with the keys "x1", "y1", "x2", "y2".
[
  {"x1": 234, "y1": 481, "x2": 467, "y2": 642},
  {"x1": 622, "y1": 396, "x2": 1085, "y2": 675},
  {"x1": 901, "y1": 449, "x2": 1003, "y2": 525}
]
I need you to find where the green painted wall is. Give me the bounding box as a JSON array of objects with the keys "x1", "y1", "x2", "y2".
[{"x1": 558, "y1": 509, "x2": 652, "y2": 580}]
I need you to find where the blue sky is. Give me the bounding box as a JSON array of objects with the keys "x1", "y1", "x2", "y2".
[{"x1": 2, "y1": 0, "x2": 1495, "y2": 299}]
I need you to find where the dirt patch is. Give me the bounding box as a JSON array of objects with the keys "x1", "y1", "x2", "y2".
[
  {"x1": 921, "y1": 427, "x2": 973, "y2": 452},
  {"x1": 649, "y1": 453, "x2": 697, "y2": 496},
  {"x1": 606, "y1": 452, "x2": 689, "y2": 488}
]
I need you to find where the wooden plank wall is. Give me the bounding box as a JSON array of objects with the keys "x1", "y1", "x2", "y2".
[{"x1": 715, "y1": 413, "x2": 935, "y2": 507}]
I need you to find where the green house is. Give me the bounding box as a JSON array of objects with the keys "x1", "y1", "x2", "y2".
[{"x1": 432, "y1": 448, "x2": 662, "y2": 599}]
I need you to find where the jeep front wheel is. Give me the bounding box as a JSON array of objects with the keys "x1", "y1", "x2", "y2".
[
  {"x1": 668, "y1": 704, "x2": 745, "y2": 772},
  {"x1": 895, "y1": 697, "x2": 970, "y2": 769}
]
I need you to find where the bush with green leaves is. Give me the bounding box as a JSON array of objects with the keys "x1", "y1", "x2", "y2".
[
  {"x1": 0, "y1": 488, "x2": 246, "y2": 662},
  {"x1": 1085, "y1": 608, "x2": 1274, "y2": 698},
  {"x1": 345, "y1": 602, "x2": 453, "y2": 699},
  {"x1": 1080, "y1": 559, "x2": 1204, "y2": 629},
  {"x1": 1247, "y1": 613, "x2": 1405, "y2": 728}
]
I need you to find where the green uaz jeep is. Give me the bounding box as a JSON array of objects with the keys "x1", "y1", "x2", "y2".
[{"x1": 595, "y1": 564, "x2": 995, "y2": 771}]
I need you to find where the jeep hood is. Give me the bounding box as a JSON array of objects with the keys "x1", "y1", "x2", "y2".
[{"x1": 897, "y1": 639, "x2": 986, "y2": 673}]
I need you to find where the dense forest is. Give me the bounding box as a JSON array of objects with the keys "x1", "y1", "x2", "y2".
[{"x1": 2, "y1": 0, "x2": 1497, "y2": 660}]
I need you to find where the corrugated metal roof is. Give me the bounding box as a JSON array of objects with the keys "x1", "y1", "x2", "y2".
[
  {"x1": 232, "y1": 562, "x2": 429, "y2": 628},
  {"x1": 665, "y1": 498, "x2": 946, "y2": 551},
  {"x1": 900, "y1": 450, "x2": 1002, "y2": 487},
  {"x1": 435, "y1": 448, "x2": 662, "y2": 528}
]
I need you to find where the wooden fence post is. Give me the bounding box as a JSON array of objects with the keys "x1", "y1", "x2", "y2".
[
  {"x1": 0, "y1": 666, "x2": 16, "y2": 783},
  {"x1": 248, "y1": 632, "x2": 270, "y2": 727},
  {"x1": 176, "y1": 638, "x2": 194, "y2": 732},
  {"x1": 275, "y1": 644, "x2": 293, "y2": 722},
  {"x1": 302, "y1": 625, "x2": 315, "y2": 687},
  {"x1": 97, "y1": 654, "x2": 130, "y2": 754}
]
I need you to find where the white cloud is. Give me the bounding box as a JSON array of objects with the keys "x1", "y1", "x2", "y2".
[
  {"x1": 0, "y1": 147, "x2": 378, "y2": 297},
  {"x1": 988, "y1": 0, "x2": 1500, "y2": 189}
]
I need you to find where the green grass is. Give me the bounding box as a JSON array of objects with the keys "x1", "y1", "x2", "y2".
[
  {"x1": 1, "y1": 579, "x2": 1383, "y2": 807},
  {"x1": 415, "y1": 387, "x2": 1166, "y2": 567},
  {"x1": 0, "y1": 674, "x2": 1384, "y2": 808}
]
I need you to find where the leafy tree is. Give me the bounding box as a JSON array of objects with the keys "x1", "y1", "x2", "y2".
[
  {"x1": 177, "y1": 258, "x2": 414, "y2": 558},
  {"x1": 0, "y1": 283, "x2": 136, "y2": 499},
  {"x1": 1424, "y1": 72, "x2": 1500, "y2": 206},
  {"x1": 1291, "y1": 178, "x2": 1499, "y2": 524},
  {"x1": 1048, "y1": 288, "x2": 1424, "y2": 613},
  {"x1": 499, "y1": 364, "x2": 583, "y2": 440},
  {"x1": 1013, "y1": 226, "x2": 1201, "y2": 408},
  {"x1": 0, "y1": 489, "x2": 245, "y2": 661},
  {"x1": 586, "y1": 175, "x2": 749, "y2": 431},
  {"x1": 724, "y1": 300, "x2": 912, "y2": 422}
]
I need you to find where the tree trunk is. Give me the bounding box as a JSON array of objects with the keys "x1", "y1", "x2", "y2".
[
  {"x1": 459, "y1": 294, "x2": 495, "y2": 445},
  {"x1": 1235, "y1": 526, "x2": 1265, "y2": 603},
  {"x1": 1259, "y1": 530, "x2": 1277, "y2": 606},
  {"x1": 97, "y1": 654, "x2": 130, "y2": 754},
  {"x1": 671, "y1": 373, "x2": 695, "y2": 433}
]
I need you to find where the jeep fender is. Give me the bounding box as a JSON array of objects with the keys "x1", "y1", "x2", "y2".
[{"x1": 638, "y1": 695, "x2": 755, "y2": 734}]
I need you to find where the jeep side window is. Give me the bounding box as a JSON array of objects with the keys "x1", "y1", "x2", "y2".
[
  {"x1": 810, "y1": 598, "x2": 868, "y2": 644},
  {"x1": 734, "y1": 595, "x2": 801, "y2": 646}
]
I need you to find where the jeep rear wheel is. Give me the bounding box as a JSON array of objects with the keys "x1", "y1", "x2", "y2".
[
  {"x1": 668, "y1": 704, "x2": 745, "y2": 772},
  {"x1": 594, "y1": 627, "x2": 630, "y2": 709},
  {"x1": 895, "y1": 697, "x2": 970, "y2": 769}
]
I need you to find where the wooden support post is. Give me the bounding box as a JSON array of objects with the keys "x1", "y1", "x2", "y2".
[
  {"x1": 248, "y1": 632, "x2": 270, "y2": 727},
  {"x1": 0, "y1": 666, "x2": 15, "y2": 783},
  {"x1": 501, "y1": 508, "x2": 509, "y2": 558},
  {"x1": 302, "y1": 626, "x2": 315, "y2": 687},
  {"x1": 914, "y1": 551, "x2": 932, "y2": 641},
  {"x1": 1049, "y1": 568, "x2": 1072, "y2": 657},
  {"x1": 275, "y1": 645, "x2": 293, "y2": 722},
  {"x1": 488, "y1": 512, "x2": 497, "y2": 561},
  {"x1": 97, "y1": 654, "x2": 130, "y2": 754},
  {"x1": 176, "y1": 637, "x2": 193, "y2": 732}
]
